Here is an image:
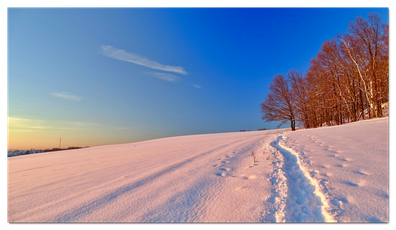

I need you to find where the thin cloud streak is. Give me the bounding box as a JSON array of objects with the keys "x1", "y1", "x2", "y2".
[
  {"x1": 145, "y1": 72, "x2": 179, "y2": 82},
  {"x1": 192, "y1": 84, "x2": 202, "y2": 89},
  {"x1": 101, "y1": 45, "x2": 187, "y2": 75},
  {"x1": 8, "y1": 117, "x2": 54, "y2": 131},
  {"x1": 52, "y1": 92, "x2": 81, "y2": 101}
]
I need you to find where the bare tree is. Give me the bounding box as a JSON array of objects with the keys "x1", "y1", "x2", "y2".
[
  {"x1": 261, "y1": 74, "x2": 296, "y2": 131},
  {"x1": 289, "y1": 70, "x2": 310, "y2": 128},
  {"x1": 260, "y1": 14, "x2": 388, "y2": 130},
  {"x1": 378, "y1": 23, "x2": 389, "y2": 106},
  {"x1": 348, "y1": 13, "x2": 387, "y2": 117}
]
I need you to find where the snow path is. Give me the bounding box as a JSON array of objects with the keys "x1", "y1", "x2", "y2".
[{"x1": 267, "y1": 135, "x2": 335, "y2": 222}]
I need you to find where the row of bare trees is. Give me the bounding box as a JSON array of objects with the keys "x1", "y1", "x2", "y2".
[{"x1": 261, "y1": 14, "x2": 388, "y2": 131}]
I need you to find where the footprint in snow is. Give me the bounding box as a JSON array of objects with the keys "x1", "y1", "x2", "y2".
[
  {"x1": 354, "y1": 170, "x2": 369, "y2": 176},
  {"x1": 343, "y1": 181, "x2": 359, "y2": 187},
  {"x1": 241, "y1": 175, "x2": 257, "y2": 180},
  {"x1": 340, "y1": 158, "x2": 349, "y2": 162},
  {"x1": 219, "y1": 168, "x2": 230, "y2": 171},
  {"x1": 330, "y1": 196, "x2": 349, "y2": 214},
  {"x1": 375, "y1": 190, "x2": 389, "y2": 199},
  {"x1": 309, "y1": 171, "x2": 318, "y2": 177},
  {"x1": 320, "y1": 172, "x2": 332, "y2": 177},
  {"x1": 323, "y1": 146, "x2": 337, "y2": 153},
  {"x1": 336, "y1": 164, "x2": 348, "y2": 168},
  {"x1": 318, "y1": 178, "x2": 330, "y2": 192}
]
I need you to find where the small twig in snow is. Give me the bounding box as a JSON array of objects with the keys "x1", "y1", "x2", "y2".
[{"x1": 251, "y1": 152, "x2": 257, "y2": 163}]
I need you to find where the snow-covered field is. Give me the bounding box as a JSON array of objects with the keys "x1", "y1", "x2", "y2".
[{"x1": 7, "y1": 118, "x2": 388, "y2": 222}]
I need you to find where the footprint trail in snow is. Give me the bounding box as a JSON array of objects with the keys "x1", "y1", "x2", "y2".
[{"x1": 264, "y1": 134, "x2": 335, "y2": 222}]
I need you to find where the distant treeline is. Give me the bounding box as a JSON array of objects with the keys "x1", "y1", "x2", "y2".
[
  {"x1": 261, "y1": 14, "x2": 388, "y2": 131},
  {"x1": 239, "y1": 128, "x2": 268, "y2": 132},
  {"x1": 41, "y1": 146, "x2": 85, "y2": 152},
  {"x1": 8, "y1": 146, "x2": 87, "y2": 157}
]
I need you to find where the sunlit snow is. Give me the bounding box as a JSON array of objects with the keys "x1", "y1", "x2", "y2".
[{"x1": 8, "y1": 118, "x2": 388, "y2": 222}]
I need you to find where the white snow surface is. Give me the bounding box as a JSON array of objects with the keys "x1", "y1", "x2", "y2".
[{"x1": 8, "y1": 118, "x2": 388, "y2": 222}]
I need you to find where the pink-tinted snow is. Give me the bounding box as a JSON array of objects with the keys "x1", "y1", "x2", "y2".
[{"x1": 8, "y1": 118, "x2": 388, "y2": 222}]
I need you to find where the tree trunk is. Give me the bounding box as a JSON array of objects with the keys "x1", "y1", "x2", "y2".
[
  {"x1": 291, "y1": 119, "x2": 296, "y2": 131},
  {"x1": 360, "y1": 88, "x2": 365, "y2": 120}
]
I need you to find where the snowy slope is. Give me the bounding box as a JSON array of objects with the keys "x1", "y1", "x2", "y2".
[
  {"x1": 7, "y1": 118, "x2": 388, "y2": 222},
  {"x1": 277, "y1": 117, "x2": 389, "y2": 222}
]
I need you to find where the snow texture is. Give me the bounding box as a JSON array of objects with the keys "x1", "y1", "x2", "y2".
[{"x1": 8, "y1": 118, "x2": 388, "y2": 222}]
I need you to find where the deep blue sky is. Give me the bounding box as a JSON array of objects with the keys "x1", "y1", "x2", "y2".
[{"x1": 8, "y1": 8, "x2": 389, "y2": 149}]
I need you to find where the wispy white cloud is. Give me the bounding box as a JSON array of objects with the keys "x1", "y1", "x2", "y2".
[
  {"x1": 8, "y1": 117, "x2": 47, "y2": 130},
  {"x1": 192, "y1": 84, "x2": 202, "y2": 89},
  {"x1": 52, "y1": 92, "x2": 81, "y2": 101},
  {"x1": 145, "y1": 72, "x2": 179, "y2": 82},
  {"x1": 101, "y1": 45, "x2": 187, "y2": 75}
]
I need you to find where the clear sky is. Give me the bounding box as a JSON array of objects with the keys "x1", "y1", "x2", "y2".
[{"x1": 7, "y1": 8, "x2": 389, "y2": 150}]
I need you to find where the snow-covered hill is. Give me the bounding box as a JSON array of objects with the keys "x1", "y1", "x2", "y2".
[{"x1": 7, "y1": 118, "x2": 388, "y2": 222}]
